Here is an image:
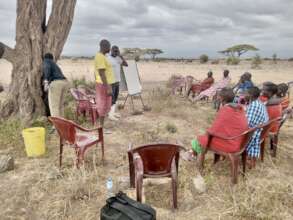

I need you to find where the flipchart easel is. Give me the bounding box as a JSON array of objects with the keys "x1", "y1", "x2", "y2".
[{"x1": 120, "y1": 60, "x2": 150, "y2": 113}]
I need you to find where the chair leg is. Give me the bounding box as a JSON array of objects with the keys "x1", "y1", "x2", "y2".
[
  {"x1": 75, "y1": 148, "x2": 81, "y2": 169},
  {"x1": 230, "y1": 155, "x2": 239, "y2": 184},
  {"x1": 76, "y1": 107, "x2": 79, "y2": 120},
  {"x1": 59, "y1": 138, "x2": 63, "y2": 167},
  {"x1": 270, "y1": 137, "x2": 274, "y2": 150},
  {"x1": 128, "y1": 152, "x2": 135, "y2": 188},
  {"x1": 214, "y1": 153, "x2": 220, "y2": 164},
  {"x1": 171, "y1": 177, "x2": 177, "y2": 209},
  {"x1": 171, "y1": 158, "x2": 178, "y2": 209},
  {"x1": 260, "y1": 141, "x2": 265, "y2": 162},
  {"x1": 99, "y1": 128, "x2": 104, "y2": 161},
  {"x1": 241, "y1": 151, "x2": 246, "y2": 176},
  {"x1": 136, "y1": 173, "x2": 143, "y2": 203},
  {"x1": 92, "y1": 110, "x2": 97, "y2": 125},
  {"x1": 271, "y1": 135, "x2": 278, "y2": 157}
]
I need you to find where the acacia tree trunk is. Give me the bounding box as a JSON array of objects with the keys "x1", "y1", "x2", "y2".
[{"x1": 0, "y1": 0, "x2": 76, "y2": 122}]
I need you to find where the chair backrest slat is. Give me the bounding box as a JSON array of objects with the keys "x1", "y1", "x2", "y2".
[
  {"x1": 239, "y1": 128, "x2": 257, "y2": 151},
  {"x1": 259, "y1": 117, "x2": 281, "y2": 140},
  {"x1": 70, "y1": 88, "x2": 88, "y2": 101},
  {"x1": 48, "y1": 117, "x2": 76, "y2": 144},
  {"x1": 131, "y1": 144, "x2": 183, "y2": 175}
]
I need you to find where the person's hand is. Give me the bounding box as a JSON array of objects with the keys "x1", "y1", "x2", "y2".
[
  {"x1": 107, "y1": 85, "x2": 112, "y2": 96},
  {"x1": 43, "y1": 81, "x2": 49, "y2": 92}
]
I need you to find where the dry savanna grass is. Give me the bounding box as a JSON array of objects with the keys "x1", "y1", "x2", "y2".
[{"x1": 0, "y1": 60, "x2": 293, "y2": 220}]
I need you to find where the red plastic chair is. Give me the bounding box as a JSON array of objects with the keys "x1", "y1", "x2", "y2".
[
  {"x1": 171, "y1": 76, "x2": 186, "y2": 95},
  {"x1": 128, "y1": 143, "x2": 185, "y2": 209},
  {"x1": 70, "y1": 88, "x2": 99, "y2": 125},
  {"x1": 259, "y1": 117, "x2": 281, "y2": 162},
  {"x1": 198, "y1": 127, "x2": 257, "y2": 184},
  {"x1": 48, "y1": 116, "x2": 104, "y2": 168},
  {"x1": 269, "y1": 113, "x2": 288, "y2": 158},
  {"x1": 70, "y1": 88, "x2": 91, "y2": 119}
]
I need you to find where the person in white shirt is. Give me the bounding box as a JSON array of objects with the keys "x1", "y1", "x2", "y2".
[{"x1": 107, "y1": 45, "x2": 128, "y2": 120}]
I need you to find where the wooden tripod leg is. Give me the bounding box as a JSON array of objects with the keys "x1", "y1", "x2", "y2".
[
  {"x1": 130, "y1": 96, "x2": 135, "y2": 112},
  {"x1": 139, "y1": 94, "x2": 146, "y2": 108},
  {"x1": 122, "y1": 94, "x2": 129, "y2": 109}
]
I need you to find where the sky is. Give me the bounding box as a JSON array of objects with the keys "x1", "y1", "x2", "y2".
[{"x1": 0, "y1": 0, "x2": 292, "y2": 58}]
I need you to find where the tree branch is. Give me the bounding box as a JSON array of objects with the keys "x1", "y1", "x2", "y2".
[
  {"x1": 44, "y1": 0, "x2": 77, "y2": 60},
  {"x1": 0, "y1": 42, "x2": 15, "y2": 63}
]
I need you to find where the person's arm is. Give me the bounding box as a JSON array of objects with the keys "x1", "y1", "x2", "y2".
[
  {"x1": 98, "y1": 69, "x2": 108, "y2": 85},
  {"x1": 98, "y1": 69, "x2": 112, "y2": 96},
  {"x1": 119, "y1": 55, "x2": 128, "y2": 66},
  {"x1": 95, "y1": 55, "x2": 112, "y2": 95},
  {"x1": 43, "y1": 61, "x2": 50, "y2": 91}
]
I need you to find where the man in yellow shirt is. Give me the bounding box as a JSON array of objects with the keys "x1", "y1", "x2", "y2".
[{"x1": 94, "y1": 39, "x2": 115, "y2": 127}]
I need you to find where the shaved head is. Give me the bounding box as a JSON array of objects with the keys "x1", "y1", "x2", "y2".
[{"x1": 99, "y1": 39, "x2": 111, "y2": 54}]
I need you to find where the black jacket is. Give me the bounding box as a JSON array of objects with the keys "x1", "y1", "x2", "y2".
[{"x1": 43, "y1": 58, "x2": 66, "y2": 84}]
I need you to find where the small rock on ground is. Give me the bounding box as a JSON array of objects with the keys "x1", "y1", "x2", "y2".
[
  {"x1": 0, "y1": 155, "x2": 14, "y2": 173},
  {"x1": 191, "y1": 175, "x2": 206, "y2": 194}
]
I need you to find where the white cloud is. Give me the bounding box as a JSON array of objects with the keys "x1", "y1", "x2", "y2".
[{"x1": 0, "y1": 0, "x2": 292, "y2": 58}]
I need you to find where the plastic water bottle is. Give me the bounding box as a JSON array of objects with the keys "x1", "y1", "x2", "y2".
[{"x1": 106, "y1": 177, "x2": 113, "y2": 198}]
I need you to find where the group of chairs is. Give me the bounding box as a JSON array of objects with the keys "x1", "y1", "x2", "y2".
[
  {"x1": 170, "y1": 75, "x2": 221, "y2": 105},
  {"x1": 47, "y1": 109, "x2": 289, "y2": 209},
  {"x1": 46, "y1": 81, "x2": 292, "y2": 209},
  {"x1": 200, "y1": 114, "x2": 288, "y2": 185}
]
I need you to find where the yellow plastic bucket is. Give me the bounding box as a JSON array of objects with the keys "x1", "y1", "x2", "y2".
[{"x1": 22, "y1": 127, "x2": 46, "y2": 157}]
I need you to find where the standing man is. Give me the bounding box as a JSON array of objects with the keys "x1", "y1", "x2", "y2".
[
  {"x1": 43, "y1": 53, "x2": 68, "y2": 117},
  {"x1": 94, "y1": 39, "x2": 114, "y2": 127},
  {"x1": 107, "y1": 45, "x2": 128, "y2": 120}
]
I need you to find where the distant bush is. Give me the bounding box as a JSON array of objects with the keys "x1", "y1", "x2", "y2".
[
  {"x1": 251, "y1": 54, "x2": 262, "y2": 69},
  {"x1": 288, "y1": 58, "x2": 293, "y2": 61},
  {"x1": 272, "y1": 53, "x2": 277, "y2": 64},
  {"x1": 0, "y1": 83, "x2": 3, "y2": 93},
  {"x1": 199, "y1": 54, "x2": 209, "y2": 64},
  {"x1": 226, "y1": 57, "x2": 240, "y2": 65},
  {"x1": 71, "y1": 76, "x2": 95, "y2": 89},
  {"x1": 211, "y1": 59, "x2": 219, "y2": 64}
]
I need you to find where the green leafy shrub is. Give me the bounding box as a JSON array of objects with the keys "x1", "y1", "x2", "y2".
[
  {"x1": 226, "y1": 57, "x2": 240, "y2": 65},
  {"x1": 199, "y1": 54, "x2": 209, "y2": 64}
]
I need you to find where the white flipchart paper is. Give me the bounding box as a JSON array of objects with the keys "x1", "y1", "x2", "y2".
[{"x1": 122, "y1": 60, "x2": 142, "y2": 95}]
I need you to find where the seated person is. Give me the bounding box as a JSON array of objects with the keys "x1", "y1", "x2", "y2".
[
  {"x1": 233, "y1": 72, "x2": 254, "y2": 104},
  {"x1": 187, "y1": 71, "x2": 214, "y2": 97},
  {"x1": 183, "y1": 88, "x2": 249, "y2": 163},
  {"x1": 191, "y1": 70, "x2": 231, "y2": 102},
  {"x1": 261, "y1": 82, "x2": 282, "y2": 133},
  {"x1": 234, "y1": 72, "x2": 254, "y2": 94},
  {"x1": 277, "y1": 83, "x2": 290, "y2": 110},
  {"x1": 244, "y1": 87, "x2": 269, "y2": 168}
]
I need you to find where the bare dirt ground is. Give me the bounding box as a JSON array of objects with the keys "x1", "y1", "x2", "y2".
[{"x1": 0, "y1": 59, "x2": 293, "y2": 220}]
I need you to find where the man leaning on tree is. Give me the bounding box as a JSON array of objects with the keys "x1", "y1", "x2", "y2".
[{"x1": 42, "y1": 53, "x2": 69, "y2": 117}]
